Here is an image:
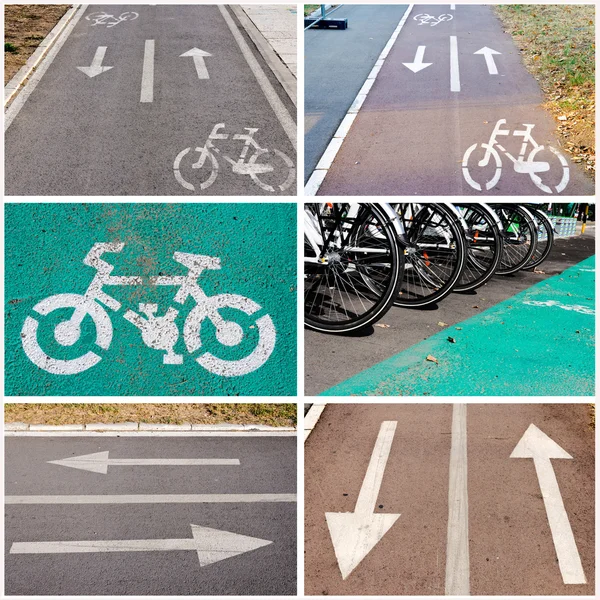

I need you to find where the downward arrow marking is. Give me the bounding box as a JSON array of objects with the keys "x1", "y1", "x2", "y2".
[
  {"x1": 403, "y1": 45, "x2": 432, "y2": 73},
  {"x1": 326, "y1": 421, "x2": 400, "y2": 580},
  {"x1": 77, "y1": 47, "x2": 113, "y2": 78},
  {"x1": 511, "y1": 424, "x2": 586, "y2": 585}
]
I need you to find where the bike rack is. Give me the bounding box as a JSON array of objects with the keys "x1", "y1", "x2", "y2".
[{"x1": 304, "y1": 4, "x2": 348, "y2": 30}]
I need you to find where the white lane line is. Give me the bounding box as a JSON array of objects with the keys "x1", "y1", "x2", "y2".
[
  {"x1": 218, "y1": 4, "x2": 296, "y2": 150},
  {"x1": 451, "y1": 4, "x2": 456, "y2": 9},
  {"x1": 4, "y1": 4, "x2": 87, "y2": 131},
  {"x1": 5, "y1": 431, "x2": 296, "y2": 437},
  {"x1": 450, "y1": 36, "x2": 461, "y2": 92},
  {"x1": 326, "y1": 421, "x2": 400, "y2": 580},
  {"x1": 511, "y1": 424, "x2": 586, "y2": 584},
  {"x1": 445, "y1": 403, "x2": 470, "y2": 595},
  {"x1": 140, "y1": 39, "x2": 155, "y2": 103},
  {"x1": 305, "y1": 4, "x2": 415, "y2": 195},
  {"x1": 6, "y1": 494, "x2": 297, "y2": 504},
  {"x1": 10, "y1": 524, "x2": 272, "y2": 567},
  {"x1": 304, "y1": 403, "x2": 327, "y2": 441}
]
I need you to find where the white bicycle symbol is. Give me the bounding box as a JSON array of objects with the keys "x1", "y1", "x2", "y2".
[
  {"x1": 173, "y1": 123, "x2": 295, "y2": 193},
  {"x1": 413, "y1": 13, "x2": 453, "y2": 26},
  {"x1": 462, "y1": 119, "x2": 570, "y2": 193},
  {"x1": 85, "y1": 11, "x2": 139, "y2": 27},
  {"x1": 21, "y1": 243, "x2": 276, "y2": 377}
]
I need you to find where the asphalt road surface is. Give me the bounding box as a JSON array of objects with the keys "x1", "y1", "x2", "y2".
[
  {"x1": 305, "y1": 403, "x2": 595, "y2": 595},
  {"x1": 305, "y1": 228, "x2": 595, "y2": 395},
  {"x1": 310, "y1": 4, "x2": 594, "y2": 195},
  {"x1": 5, "y1": 5, "x2": 296, "y2": 196},
  {"x1": 5, "y1": 433, "x2": 297, "y2": 595},
  {"x1": 304, "y1": 4, "x2": 408, "y2": 180}
]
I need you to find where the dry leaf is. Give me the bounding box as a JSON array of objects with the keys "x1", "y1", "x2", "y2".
[
  {"x1": 437, "y1": 321, "x2": 448, "y2": 327},
  {"x1": 447, "y1": 336, "x2": 456, "y2": 343},
  {"x1": 472, "y1": 305, "x2": 480, "y2": 309},
  {"x1": 375, "y1": 323, "x2": 390, "y2": 328},
  {"x1": 455, "y1": 327, "x2": 463, "y2": 330},
  {"x1": 426, "y1": 355, "x2": 438, "y2": 364}
]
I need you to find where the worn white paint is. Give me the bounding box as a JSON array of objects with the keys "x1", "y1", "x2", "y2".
[
  {"x1": 20, "y1": 244, "x2": 276, "y2": 377},
  {"x1": 474, "y1": 46, "x2": 501, "y2": 75},
  {"x1": 140, "y1": 40, "x2": 155, "y2": 103},
  {"x1": 6, "y1": 431, "x2": 296, "y2": 438},
  {"x1": 326, "y1": 421, "x2": 400, "y2": 580},
  {"x1": 450, "y1": 36, "x2": 461, "y2": 92},
  {"x1": 511, "y1": 424, "x2": 586, "y2": 584},
  {"x1": 47, "y1": 451, "x2": 240, "y2": 474},
  {"x1": 6, "y1": 494, "x2": 296, "y2": 504},
  {"x1": 403, "y1": 46, "x2": 432, "y2": 73},
  {"x1": 180, "y1": 48, "x2": 212, "y2": 79},
  {"x1": 10, "y1": 524, "x2": 272, "y2": 567},
  {"x1": 413, "y1": 13, "x2": 453, "y2": 26},
  {"x1": 85, "y1": 11, "x2": 139, "y2": 28},
  {"x1": 445, "y1": 403, "x2": 470, "y2": 595},
  {"x1": 77, "y1": 46, "x2": 113, "y2": 78},
  {"x1": 522, "y1": 300, "x2": 594, "y2": 315}
]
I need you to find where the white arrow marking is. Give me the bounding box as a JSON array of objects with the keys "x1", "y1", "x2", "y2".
[
  {"x1": 402, "y1": 46, "x2": 432, "y2": 73},
  {"x1": 450, "y1": 35, "x2": 460, "y2": 91},
  {"x1": 511, "y1": 424, "x2": 586, "y2": 585},
  {"x1": 326, "y1": 421, "x2": 400, "y2": 580},
  {"x1": 474, "y1": 46, "x2": 501, "y2": 75},
  {"x1": 10, "y1": 524, "x2": 272, "y2": 566},
  {"x1": 180, "y1": 48, "x2": 212, "y2": 79},
  {"x1": 77, "y1": 47, "x2": 113, "y2": 78},
  {"x1": 48, "y1": 451, "x2": 239, "y2": 474}
]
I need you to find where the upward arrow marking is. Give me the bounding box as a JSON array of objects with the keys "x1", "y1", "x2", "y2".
[
  {"x1": 180, "y1": 48, "x2": 212, "y2": 79},
  {"x1": 511, "y1": 424, "x2": 586, "y2": 585},
  {"x1": 474, "y1": 46, "x2": 501, "y2": 75},
  {"x1": 326, "y1": 421, "x2": 400, "y2": 580}
]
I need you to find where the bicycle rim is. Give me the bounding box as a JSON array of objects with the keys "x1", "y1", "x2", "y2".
[
  {"x1": 524, "y1": 209, "x2": 554, "y2": 269},
  {"x1": 492, "y1": 204, "x2": 537, "y2": 274}
]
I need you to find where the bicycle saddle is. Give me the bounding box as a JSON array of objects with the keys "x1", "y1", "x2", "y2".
[{"x1": 173, "y1": 252, "x2": 221, "y2": 271}]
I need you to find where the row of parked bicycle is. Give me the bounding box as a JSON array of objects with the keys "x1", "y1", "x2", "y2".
[{"x1": 304, "y1": 203, "x2": 557, "y2": 333}]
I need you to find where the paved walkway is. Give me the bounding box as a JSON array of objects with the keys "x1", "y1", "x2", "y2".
[
  {"x1": 241, "y1": 4, "x2": 297, "y2": 76},
  {"x1": 321, "y1": 256, "x2": 595, "y2": 396}
]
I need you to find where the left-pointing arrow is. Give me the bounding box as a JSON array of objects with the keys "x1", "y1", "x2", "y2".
[
  {"x1": 10, "y1": 524, "x2": 272, "y2": 566},
  {"x1": 48, "y1": 451, "x2": 240, "y2": 474},
  {"x1": 77, "y1": 46, "x2": 113, "y2": 78}
]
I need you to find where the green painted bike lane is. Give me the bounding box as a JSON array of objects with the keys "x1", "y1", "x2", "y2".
[
  {"x1": 5, "y1": 203, "x2": 296, "y2": 396},
  {"x1": 322, "y1": 257, "x2": 595, "y2": 396}
]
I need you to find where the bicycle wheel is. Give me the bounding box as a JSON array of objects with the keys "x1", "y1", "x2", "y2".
[
  {"x1": 453, "y1": 203, "x2": 503, "y2": 292},
  {"x1": 524, "y1": 207, "x2": 554, "y2": 269},
  {"x1": 490, "y1": 204, "x2": 537, "y2": 274},
  {"x1": 304, "y1": 203, "x2": 403, "y2": 333},
  {"x1": 391, "y1": 203, "x2": 466, "y2": 307}
]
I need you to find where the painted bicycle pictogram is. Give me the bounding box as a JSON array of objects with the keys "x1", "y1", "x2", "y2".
[
  {"x1": 413, "y1": 13, "x2": 453, "y2": 26},
  {"x1": 85, "y1": 11, "x2": 139, "y2": 27},
  {"x1": 173, "y1": 123, "x2": 295, "y2": 192},
  {"x1": 21, "y1": 243, "x2": 276, "y2": 377}
]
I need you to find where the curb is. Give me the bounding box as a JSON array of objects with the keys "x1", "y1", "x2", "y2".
[
  {"x1": 230, "y1": 5, "x2": 296, "y2": 107},
  {"x1": 5, "y1": 422, "x2": 297, "y2": 432},
  {"x1": 304, "y1": 4, "x2": 414, "y2": 195},
  {"x1": 308, "y1": 5, "x2": 333, "y2": 19},
  {"x1": 304, "y1": 403, "x2": 327, "y2": 441},
  {"x1": 4, "y1": 4, "x2": 82, "y2": 107}
]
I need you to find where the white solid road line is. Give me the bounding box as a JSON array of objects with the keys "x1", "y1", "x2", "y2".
[
  {"x1": 48, "y1": 450, "x2": 240, "y2": 474},
  {"x1": 511, "y1": 424, "x2": 586, "y2": 585},
  {"x1": 326, "y1": 421, "x2": 400, "y2": 580},
  {"x1": 140, "y1": 39, "x2": 155, "y2": 103},
  {"x1": 305, "y1": 4, "x2": 414, "y2": 195},
  {"x1": 450, "y1": 36, "x2": 461, "y2": 92},
  {"x1": 5, "y1": 431, "x2": 296, "y2": 437},
  {"x1": 4, "y1": 4, "x2": 87, "y2": 131},
  {"x1": 304, "y1": 403, "x2": 327, "y2": 441},
  {"x1": 445, "y1": 403, "x2": 470, "y2": 595},
  {"x1": 218, "y1": 4, "x2": 296, "y2": 150},
  {"x1": 10, "y1": 524, "x2": 272, "y2": 567},
  {"x1": 6, "y1": 494, "x2": 296, "y2": 504}
]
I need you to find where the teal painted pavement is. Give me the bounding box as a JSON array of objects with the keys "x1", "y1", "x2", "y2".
[
  {"x1": 5, "y1": 204, "x2": 296, "y2": 396},
  {"x1": 322, "y1": 257, "x2": 595, "y2": 396}
]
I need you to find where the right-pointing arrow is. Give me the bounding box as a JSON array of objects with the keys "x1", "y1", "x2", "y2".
[
  {"x1": 511, "y1": 424, "x2": 586, "y2": 585},
  {"x1": 326, "y1": 421, "x2": 400, "y2": 580},
  {"x1": 403, "y1": 46, "x2": 432, "y2": 73},
  {"x1": 10, "y1": 524, "x2": 272, "y2": 567},
  {"x1": 474, "y1": 46, "x2": 501, "y2": 75},
  {"x1": 77, "y1": 46, "x2": 113, "y2": 78}
]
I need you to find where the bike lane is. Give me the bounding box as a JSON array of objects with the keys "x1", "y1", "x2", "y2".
[
  {"x1": 320, "y1": 256, "x2": 595, "y2": 396},
  {"x1": 4, "y1": 203, "x2": 297, "y2": 395},
  {"x1": 314, "y1": 4, "x2": 594, "y2": 195},
  {"x1": 305, "y1": 403, "x2": 594, "y2": 595},
  {"x1": 5, "y1": 5, "x2": 296, "y2": 195}
]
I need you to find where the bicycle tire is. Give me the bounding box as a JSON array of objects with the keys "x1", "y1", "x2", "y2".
[
  {"x1": 391, "y1": 203, "x2": 467, "y2": 307},
  {"x1": 490, "y1": 204, "x2": 538, "y2": 275},
  {"x1": 523, "y1": 207, "x2": 554, "y2": 269},
  {"x1": 304, "y1": 203, "x2": 403, "y2": 333}
]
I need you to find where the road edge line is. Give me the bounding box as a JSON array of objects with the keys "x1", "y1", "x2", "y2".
[
  {"x1": 229, "y1": 5, "x2": 297, "y2": 107},
  {"x1": 304, "y1": 403, "x2": 327, "y2": 441},
  {"x1": 218, "y1": 4, "x2": 297, "y2": 150},
  {"x1": 4, "y1": 4, "x2": 83, "y2": 108},
  {"x1": 4, "y1": 4, "x2": 88, "y2": 131},
  {"x1": 304, "y1": 4, "x2": 414, "y2": 195}
]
